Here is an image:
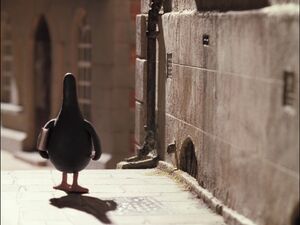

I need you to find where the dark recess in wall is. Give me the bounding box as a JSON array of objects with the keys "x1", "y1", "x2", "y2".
[{"x1": 179, "y1": 137, "x2": 198, "y2": 178}]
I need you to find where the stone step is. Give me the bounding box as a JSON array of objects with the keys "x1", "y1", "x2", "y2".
[{"x1": 1, "y1": 127, "x2": 27, "y2": 153}]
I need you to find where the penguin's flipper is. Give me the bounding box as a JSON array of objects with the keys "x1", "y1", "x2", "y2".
[
  {"x1": 37, "y1": 119, "x2": 56, "y2": 159},
  {"x1": 83, "y1": 120, "x2": 102, "y2": 160}
]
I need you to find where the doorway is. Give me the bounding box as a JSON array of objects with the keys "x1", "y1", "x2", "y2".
[{"x1": 34, "y1": 16, "x2": 52, "y2": 140}]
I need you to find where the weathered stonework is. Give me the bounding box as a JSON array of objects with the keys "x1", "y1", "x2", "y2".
[
  {"x1": 135, "y1": 58, "x2": 147, "y2": 102},
  {"x1": 137, "y1": 0, "x2": 299, "y2": 225},
  {"x1": 136, "y1": 14, "x2": 148, "y2": 59}
]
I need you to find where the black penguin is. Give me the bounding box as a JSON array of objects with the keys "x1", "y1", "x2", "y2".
[{"x1": 37, "y1": 73, "x2": 101, "y2": 193}]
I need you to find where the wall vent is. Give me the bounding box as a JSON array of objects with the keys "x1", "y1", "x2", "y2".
[
  {"x1": 166, "y1": 53, "x2": 173, "y2": 78},
  {"x1": 202, "y1": 34, "x2": 209, "y2": 46},
  {"x1": 283, "y1": 71, "x2": 295, "y2": 107}
]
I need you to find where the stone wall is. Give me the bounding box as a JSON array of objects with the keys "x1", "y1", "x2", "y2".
[{"x1": 136, "y1": 1, "x2": 299, "y2": 225}]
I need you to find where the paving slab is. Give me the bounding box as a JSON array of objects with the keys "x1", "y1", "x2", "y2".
[{"x1": 1, "y1": 169, "x2": 226, "y2": 225}]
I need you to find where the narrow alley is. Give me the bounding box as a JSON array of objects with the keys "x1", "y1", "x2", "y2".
[{"x1": 1, "y1": 0, "x2": 299, "y2": 225}]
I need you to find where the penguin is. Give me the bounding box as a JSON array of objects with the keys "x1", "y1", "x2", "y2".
[{"x1": 36, "y1": 73, "x2": 101, "y2": 193}]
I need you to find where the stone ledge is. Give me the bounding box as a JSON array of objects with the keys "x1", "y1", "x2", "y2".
[
  {"x1": 157, "y1": 161, "x2": 258, "y2": 225},
  {"x1": 1, "y1": 127, "x2": 27, "y2": 152}
]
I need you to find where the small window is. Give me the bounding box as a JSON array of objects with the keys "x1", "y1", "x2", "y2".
[
  {"x1": 77, "y1": 15, "x2": 92, "y2": 120},
  {"x1": 1, "y1": 12, "x2": 15, "y2": 104}
]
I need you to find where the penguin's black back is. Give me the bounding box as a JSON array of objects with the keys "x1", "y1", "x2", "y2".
[{"x1": 47, "y1": 74, "x2": 91, "y2": 173}]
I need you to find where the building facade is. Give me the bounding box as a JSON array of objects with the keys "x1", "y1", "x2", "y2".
[
  {"x1": 1, "y1": 0, "x2": 140, "y2": 168},
  {"x1": 135, "y1": 0, "x2": 299, "y2": 225}
]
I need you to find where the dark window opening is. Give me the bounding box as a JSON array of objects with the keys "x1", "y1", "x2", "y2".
[{"x1": 283, "y1": 71, "x2": 295, "y2": 107}]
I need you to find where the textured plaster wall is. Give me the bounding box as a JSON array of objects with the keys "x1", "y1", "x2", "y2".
[{"x1": 137, "y1": 1, "x2": 299, "y2": 225}]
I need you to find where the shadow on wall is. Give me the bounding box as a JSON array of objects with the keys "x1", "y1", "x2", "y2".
[
  {"x1": 50, "y1": 194, "x2": 117, "y2": 224},
  {"x1": 291, "y1": 202, "x2": 300, "y2": 225},
  {"x1": 194, "y1": 0, "x2": 269, "y2": 11}
]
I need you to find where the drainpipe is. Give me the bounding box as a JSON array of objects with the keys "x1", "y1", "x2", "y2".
[
  {"x1": 146, "y1": 0, "x2": 163, "y2": 132},
  {"x1": 117, "y1": 0, "x2": 164, "y2": 169}
]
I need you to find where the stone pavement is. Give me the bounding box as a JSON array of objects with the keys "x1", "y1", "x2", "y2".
[{"x1": 1, "y1": 169, "x2": 226, "y2": 225}]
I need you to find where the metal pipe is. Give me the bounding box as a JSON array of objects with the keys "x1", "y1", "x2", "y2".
[
  {"x1": 116, "y1": 0, "x2": 164, "y2": 168},
  {"x1": 146, "y1": 0, "x2": 162, "y2": 131},
  {"x1": 146, "y1": 0, "x2": 163, "y2": 133}
]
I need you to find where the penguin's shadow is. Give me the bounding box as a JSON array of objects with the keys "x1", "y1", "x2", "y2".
[{"x1": 50, "y1": 194, "x2": 117, "y2": 224}]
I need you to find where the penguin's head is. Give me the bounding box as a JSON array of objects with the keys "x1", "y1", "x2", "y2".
[
  {"x1": 64, "y1": 73, "x2": 76, "y2": 87},
  {"x1": 63, "y1": 73, "x2": 78, "y2": 106}
]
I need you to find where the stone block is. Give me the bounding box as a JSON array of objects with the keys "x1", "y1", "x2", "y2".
[
  {"x1": 136, "y1": 14, "x2": 148, "y2": 59},
  {"x1": 266, "y1": 8, "x2": 299, "y2": 80},
  {"x1": 216, "y1": 10, "x2": 298, "y2": 81},
  {"x1": 203, "y1": 70, "x2": 217, "y2": 135},
  {"x1": 269, "y1": 0, "x2": 299, "y2": 4},
  {"x1": 162, "y1": 12, "x2": 218, "y2": 70},
  {"x1": 216, "y1": 10, "x2": 299, "y2": 172},
  {"x1": 262, "y1": 76, "x2": 299, "y2": 173},
  {"x1": 165, "y1": 64, "x2": 205, "y2": 129},
  {"x1": 213, "y1": 138, "x2": 299, "y2": 225},
  {"x1": 194, "y1": 0, "x2": 268, "y2": 11},
  {"x1": 0, "y1": 127, "x2": 27, "y2": 153},
  {"x1": 214, "y1": 72, "x2": 272, "y2": 154},
  {"x1": 135, "y1": 58, "x2": 147, "y2": 102},
  {"x1": 217, "y1": 12, "x2": 269, "y2": 80},
  {"x1": 135, "y1": 101, "x2": 146, "y2": 145}
]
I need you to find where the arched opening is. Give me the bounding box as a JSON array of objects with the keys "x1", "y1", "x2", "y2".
[
  {"x1": 34, "y1": 16, "x2": 52, "y2": 141},
  {"x1": 179, "y1": 137, "x2": 198, "y2": 178}
]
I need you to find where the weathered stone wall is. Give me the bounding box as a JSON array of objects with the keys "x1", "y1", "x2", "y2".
[
  {"x1": 1, "y1": 0, "x2": 140, "y2": 168},
  {"x1": 136, "y1": 1, "x2": 299, "y2": 225}
]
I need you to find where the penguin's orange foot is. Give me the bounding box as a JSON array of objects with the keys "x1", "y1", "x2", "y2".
[
  {"x1": 53, "y1": 183, "x2": 71, "y2": 192},
  {"x1": 69, "y1": 184, "x2": 89, "y2": 194}
]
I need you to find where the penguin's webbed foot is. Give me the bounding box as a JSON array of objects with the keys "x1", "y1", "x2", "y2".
[
  {"x1": 53, "y1": 183, "x2": 71, "y2": 192},
  {"x1": 69, "y1": 184, "x2": 89, "y2": 194}
]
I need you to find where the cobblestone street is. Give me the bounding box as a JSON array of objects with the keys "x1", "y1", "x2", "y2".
[{"x1": 1, "y1": 169, "x2": 226, "y2": 225}]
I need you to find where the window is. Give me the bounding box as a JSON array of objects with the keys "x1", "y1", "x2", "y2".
[
  {"x1": 77, "y1": 15, "x2": 92, "y2": 120},
  {"x1": 1, "y1": 12, "x2": 15, "y2": 104}
]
